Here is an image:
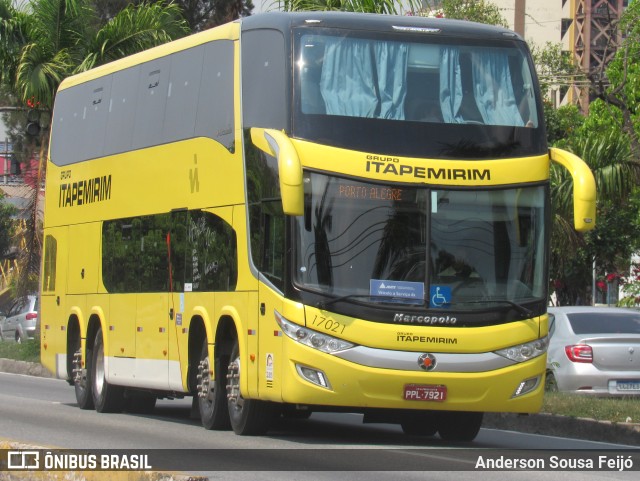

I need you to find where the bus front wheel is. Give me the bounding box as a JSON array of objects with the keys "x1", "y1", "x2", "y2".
[
  {"x1": 400, "y1": 411, "x2": 438, "y2": 436},
  {"x1": 91, "y1": 327, "x2": 125, "y2": 413},
  {"x1": 227, "y1": 338, "x2": 274, "y2": 435},
  {"x1": 437, "y1": 411, "x2": 483, "y2": 442}
]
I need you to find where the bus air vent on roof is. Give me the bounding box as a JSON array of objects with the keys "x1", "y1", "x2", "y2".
[{"x1": 392, "y1": 26, "x2": 441, "y2": 34}]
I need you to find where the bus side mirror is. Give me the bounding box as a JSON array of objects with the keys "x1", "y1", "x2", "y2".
[
  {"x1": 549, "y1": 147, "x2": 596, "y2": 232},
  {"x1": 250, "y1": 128, "x2": 304, "y2": 216}
]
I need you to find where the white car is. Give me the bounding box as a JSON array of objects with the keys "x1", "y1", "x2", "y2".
[
  {"x1": 0, "y1": 295, "x2": 38, "y2": 343},
  {"x1": 546, "y1": 306, "x2": 640, "y2": 396}
]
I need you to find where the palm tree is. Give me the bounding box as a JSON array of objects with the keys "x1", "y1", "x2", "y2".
[
  {"x1": 2, "y1": 0, "x2": 189, "y2": 111},
  {"x1": 550, "y1": 128, "x2": 640, "y2": 305},
  {"x1": 0, "y1": 0, "x2": 189, "y2": 299}
]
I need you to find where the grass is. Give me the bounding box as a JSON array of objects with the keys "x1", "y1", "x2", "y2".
[
  {"x1": 542, "y1": 392, "x2": 640, "y2": 424},
  {"x1": 0, "y1": 338, "x2": 40, "y2": 363},
  {"x1": 1, "y1": 342, "x2": 638, "y2": 425}
]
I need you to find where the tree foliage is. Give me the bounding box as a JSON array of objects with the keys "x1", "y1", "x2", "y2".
[
  {"x1": 422, "y1": 0, "x2": 507, "y2": 27},
  {"x1": 91, "y1": 0, "x2": 254, "y2": 31},
  {"x1": 531, "y1": 41, "x2": 585, "y2": 106},
  {"x1": 0, "y1": 0, "x2": 189, "y2": 111},
  {"x1": 0, "y1": 192, "x2": 15, "y2": 259},
  {"x1": 0, "y1": 0, "x2": 189, "y2": 300},
  {"x1": 590, "y1": 0, "x2": 640, "y2": 159},
  {"x1": 549, "y1": 108, "x2": 640, "y2": 305},
  {"x1": 277, "y1": 0, "x2": 419, "y2": 15}
]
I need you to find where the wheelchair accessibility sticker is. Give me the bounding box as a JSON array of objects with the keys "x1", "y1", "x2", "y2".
[{"x1": 430, "y1": 286, "x2": 451, "y2": 308}]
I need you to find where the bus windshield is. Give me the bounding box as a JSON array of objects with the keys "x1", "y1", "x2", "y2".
[
  {"x1": 293, "y1": 172, "x2": 547, "y2": 314},
  {"x1": 293, "y1": 29, "x2": 546, "y2": 159}
]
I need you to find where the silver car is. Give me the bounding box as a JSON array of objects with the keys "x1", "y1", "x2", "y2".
[
  {"x1": 546, "y1": 306, "x2": 640, "y2": 396},
  {"x1": 0, "y1": 295, "x2": 38, "y2": 343}
]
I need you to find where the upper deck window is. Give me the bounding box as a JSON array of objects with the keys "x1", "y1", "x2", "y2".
[
  {"x1": 293, "y1": 28, "x2": 546, "y2": 159},
  {"x1": 301, "y1": 35, "x2": 536, "y2": 128}
]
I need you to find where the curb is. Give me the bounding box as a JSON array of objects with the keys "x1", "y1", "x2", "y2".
[
  {"x1": 484, "y1": 412, "x2": 640, "y2": 447},
  {"x1": 2, "y1": 359, "x2": 639, "y2": 446},
  {"x1": 0, "y1": 358, "x2": 54, "y2": 379}
]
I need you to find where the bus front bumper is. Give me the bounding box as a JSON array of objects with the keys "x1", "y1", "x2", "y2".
[{"x1": 279, "y1": 339, "x2": 546, "y2": 413}]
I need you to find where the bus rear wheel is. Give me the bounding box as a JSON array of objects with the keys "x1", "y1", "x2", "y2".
[
  {"x1": 437, "y1": 411, "x2": 483, "y2": 442},
  {"x1": 197, "y1": 338, "x2": 230, "y2": 430},
  {"x1": 71, "y1": 337, "x2": 94, "y2": 410},
  {"x1": 227, "y1": 338, "x2": 274, "y2": 435},
  {"x1": 91, "y1": 327, "x2": 125, "y2": 413}
]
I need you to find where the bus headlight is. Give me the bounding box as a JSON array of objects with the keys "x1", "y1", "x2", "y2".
[
  {"x1": 494, "y1": 336, "x2": 548, "y2": 363},
  {"x1": 275, "y1": 310, "x2": 354, "y2": 354}
]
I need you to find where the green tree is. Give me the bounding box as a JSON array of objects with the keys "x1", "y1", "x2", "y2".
[
  {"x1": 549, "y1": 105, "x2": 640, "y2": 305},
  {"x1": 0, "y1": 0, "x2": 189, "y2": 299},
  {"x1": 531, "y1": 41, "x2": 585, "y2": 107},
  {"x1": 0, "y1": 0, "x2": 189, "y2": 111},
  {"x1": 543, "y1": 102, "x2": 583, "y2": 146},
  {"x1": 0, "y1": 191, "x2": 15, "y2": 259},
  {"x1": 90, "y1": 0, "x2": 254, "y2": 31},
  {"x1": 422, "y1": 0, "x2": 507, "y2": 27},
  {"x1": 590, "y1": 0, "x2": 640, "y2": 160},
  {"x1": 277, "y1": 0, "x2": 419, "y2": 15}
]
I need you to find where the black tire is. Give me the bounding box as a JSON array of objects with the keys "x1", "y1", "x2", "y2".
[
  {"x1": 400, "y1": 412, "x2": 438, "y2": 436},
  {"x1": 197, "y1": 338, "x2": 231, "y2": 430},
  {"x1": 125, "y1": 391, "x2": 157, "y2": 414},
  {"x1": 227, "y1": 338, "x2": 274, "y2": 435},
  {"x1": 71, "y1": 333, "x2": 94, "y2": 410},
  {"x1": 91, "y1": 327, "x2": 125, "y2": 413},
  {"x1": 545, "y1": 371, "x2": 559, "y2": 392},
  {"x1": 437, "y1": 411, "x2": 483, "y2": 442}
]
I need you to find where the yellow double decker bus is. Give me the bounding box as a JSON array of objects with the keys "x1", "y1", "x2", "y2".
[{"x1": 40, "y1": 12, "x2": 596, "y2": 441}]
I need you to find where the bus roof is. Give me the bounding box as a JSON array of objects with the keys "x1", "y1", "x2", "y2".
[
  {"x1": 240, "y1": 11, "x2": 522, "y2": 41},
  {"x1": 57, "y1": 11, "x2": 523, "y2": 92}
]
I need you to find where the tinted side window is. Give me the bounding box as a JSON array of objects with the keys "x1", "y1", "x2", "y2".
[
  {"x1": 105, "y1": 65, "x2": 140, "y2": 154},
  {"x1": 133, "y1": 57, "x2": 171, "y2": 149},
  {"x1": 242, "y1": 29, "x2": 287, "y2": 130},
  {"x1": 102, "y1": 214, "x2": 172, "y2": 293},
  {"x1": 245, "y1": 136, "x2": 285, "y2": 290},
  {"x1": 196, "y1": 41, "x2": 235, "y2": 150},
  {"x1": 183, "y1": 211, "x2": 238, "y2": 292},
  {"x1": 102, "y1": 210, "x2": 237, "y2": 293},
  {"x1": 50, "y1": 40, "x2": 236, "y2": 166},
  {"x1": 43, "y1": 235, "x2": 57, "y2": 292},
  {"x1": 567, "y1": 312, "x2": 640, "y2": 334}
]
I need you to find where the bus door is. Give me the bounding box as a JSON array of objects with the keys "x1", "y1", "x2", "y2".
[
  {"x1": 41, "y1": 227, "x2": 69, "y2": 379},
  {"x1": 135, "y1": 291, "x2": 169, "y2": 389},
  {"x1": 131, "y1": 213, "x2": 176, "y2": 390}
]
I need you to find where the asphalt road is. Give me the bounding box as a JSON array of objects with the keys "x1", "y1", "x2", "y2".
[{"x1": 1, "y1": 371, "x2": 639, "y2": 480}]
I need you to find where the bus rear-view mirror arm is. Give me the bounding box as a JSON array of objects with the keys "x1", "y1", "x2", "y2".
[
  {"x1": 549, "y1": 147, "x2": 597, "y2": 232},
  {"x1": 250, "y1": 128, "x2": 304, "y2": 216}
]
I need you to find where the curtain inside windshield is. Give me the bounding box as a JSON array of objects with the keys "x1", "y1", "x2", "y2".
[
  {"x1": 319, "y1": 38, "x2": 408, "y2": 119},
  {"x1": 299, "y1": 34, "x2": 537, "y2": 127}
]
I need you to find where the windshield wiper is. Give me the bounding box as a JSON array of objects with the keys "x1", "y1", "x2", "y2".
[
  {"x1": 460, "y1": 299, "x2": 534, "y2": 318},
  {"x1": 316, "y1": 295, "x2": 425, "y2": 310}
]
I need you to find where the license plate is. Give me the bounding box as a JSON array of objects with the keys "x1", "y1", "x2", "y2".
[
  {"x1": 404, "y1": 384, "x2": 447, "y2": 402},
  {"x1": 616, "y1": 381, "x2": 640, "y2": 392}
]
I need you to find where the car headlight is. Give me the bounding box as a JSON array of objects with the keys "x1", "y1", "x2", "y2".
[
  {"x1": 494, "y1": 336, "x2": 548, "y2": 363},
  {"x1": 274, "y1": 310, "x2": 355, "y2": 354}
]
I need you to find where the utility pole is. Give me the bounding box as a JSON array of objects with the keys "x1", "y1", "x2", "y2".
[{"x1": 2, "y1": 138, "x2": 11, "y2": 185}]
